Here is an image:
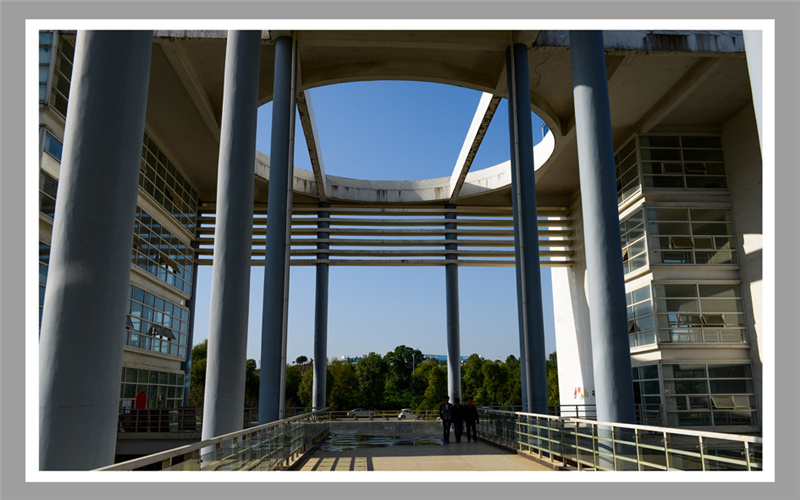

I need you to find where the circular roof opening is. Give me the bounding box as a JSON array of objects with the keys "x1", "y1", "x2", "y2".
[{"x1": 256, "y1": 80, "x2": 548, "y2": 186}]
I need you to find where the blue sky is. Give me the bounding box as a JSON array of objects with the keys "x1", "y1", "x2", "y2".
[{"x1": 191, "y1": 81, "x2": 556, "y2": 366}]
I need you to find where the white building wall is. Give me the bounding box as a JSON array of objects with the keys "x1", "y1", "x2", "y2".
[
  {"x1": 552, "y1": 195, "x2": 596, "y2": 412},
  {"x1": 721, "y1": 103, "x2": 764, "y2": 417}
]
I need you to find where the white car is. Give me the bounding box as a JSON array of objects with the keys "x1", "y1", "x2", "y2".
[
  {"x1": 397, "y1": 409, "x2": 418, "y2": 420},
  {"x1": 347, "y1": 408, "x2": 376, "y2": 417}
]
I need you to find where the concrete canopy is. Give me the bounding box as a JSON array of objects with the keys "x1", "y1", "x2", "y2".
[{"x1": 144, "y1": 29, "x2": 751, "y2": 207}]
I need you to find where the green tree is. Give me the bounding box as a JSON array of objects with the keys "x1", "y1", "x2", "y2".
[
  {"x1": 295, "y1": 355, "x2": 308, "y2": 365},
  {"x1": 410, "y1": 359, "x2": 437, "y2": 408},
  {"x1": 328, "y1": 359, "x2": 360, "y2": 411},
  {"x1": 188, "y1": 340, "x2": 208, "y2": 407},
  {"x1": 244, "y1": 359, "x2": 259, "y2": 407},
  {"x1": 546, "y1": 351, "x2": 559, "y2": 407},
  {"x1": 284, "y1": 364, "x2": 303, "y2": 409},
  {"x1": 502, "y1": 355, "x2": 522, "y2": 407},
  {"x1": 479, "y1": 361, "x2": 508, "y2": 406},
  {"x1": 355, "y1": 352, "x2": 387, "y2": 409},
  {"x1": 297, "y1": 364, "x2": 314, "y2": 408},
  {"x1": 461, "y1": 354, "x2": 485, "y2": 400},
  {"x1": 418, "y1": 361, "x2": 447, "y2": 410},
  {"x1": 383, "y1": 345, "x2": 423, "y2": 408}
]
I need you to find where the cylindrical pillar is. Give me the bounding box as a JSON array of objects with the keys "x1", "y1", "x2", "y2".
[
  {"x1": 39, "y1": 30, "x2": 153, "y2": 470},
  {"x1": 312, "y1": 204, "x2": 330, "y2": 409},
  {"x1": 201, "y1": 30, "x2": 261, "y2": 441},
  {"x1": 507, "y1": 43, "x2": 548, "y2": 415},
  {"x1": 569, "y1": 30, "x2": 636, "y2": 425},
  {"x1": 259, "y1": 36, "x2": 296, "y2": 424},
  {"x1": 445, "y1": 206, "x2": 461, "y2": 402}
]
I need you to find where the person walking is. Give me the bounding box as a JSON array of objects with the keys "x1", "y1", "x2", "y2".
[
  {"x1": 439, "y1": 396, "x2": 454, "y2": 444},
  {"x1": 464, "y1": 397, "x2": 479, "y2": 442},
  {"x1": 452, "y1": 397, "x2": 465, "y2": 443}
]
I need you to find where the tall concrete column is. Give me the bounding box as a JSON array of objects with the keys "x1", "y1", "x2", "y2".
[
  {"x1": 39, "y1": 30, "x2": 153, "y2": 470},
  {"x1": 312, "y1": 204, "x2": 330, "y2": 409},
  {"x1": 444, "y1": 206, "x2": 461, "y2": 401},
  {"x1": 506, "y1": 43, "x2": 548, "y2": 415},
  {"x1": 569, "y1": 30, "x2": 636, "y2": 425},
  {"x1": 259, "y1": 36, "x2": 296, "y2": 424},
  {"x1": 201, "y1": 30, "x2": 261, "y2": 441}
]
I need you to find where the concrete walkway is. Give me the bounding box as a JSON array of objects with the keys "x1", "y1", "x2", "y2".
[{"x1": 298, "y1": 438, "x2": 555, "y2": 472}]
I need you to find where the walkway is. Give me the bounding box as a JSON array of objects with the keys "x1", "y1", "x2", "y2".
[{"x1": 298, "y1": 438, "x2": 556, "y2": 472}]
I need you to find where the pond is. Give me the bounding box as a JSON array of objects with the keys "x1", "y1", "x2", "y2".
[{"x1": 320, "y1": 434, "x2": 442, "y2": 452}]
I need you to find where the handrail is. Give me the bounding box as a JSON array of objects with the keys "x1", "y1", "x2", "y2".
[
  {"x1": 97, "y1": 408, "x2": 330, "y2": 471},
  {"x1": 478, "y1": 409, "x2": 762, "y2": 471},
  {"x1": 487, "y1": 409, "x2": 761, "y2": 443}
]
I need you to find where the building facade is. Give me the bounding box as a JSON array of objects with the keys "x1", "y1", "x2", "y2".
[
  {"x1": 35, "y1": 28, "x2": 763, "y2": 469},
  {"x1": 553, "y1": 124, "x2": 763, "y2": 433},
  {"x1": 38, "y1": 31, "x2": 197, "y2": 416}
]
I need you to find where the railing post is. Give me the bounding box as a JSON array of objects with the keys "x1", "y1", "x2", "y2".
[
  {"x1": 699, "y1": 435, "x2": 706, "y2": 471},
  {"x1": 635, "y1": 428, "x2": 642, "y2": 471},
  {"x1": 663, "y1": 431, "x2": 670, "y2": 471},
  {"x1": 611, "y1": 426, "x2": 617, "y2": 471},
  {"x1": 744, "y1": 441, "x2": 752, "y2": 471}
]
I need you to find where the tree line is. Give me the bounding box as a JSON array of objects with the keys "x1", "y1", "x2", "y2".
[{"x1": 189, "y1": 341, "x2": 558, "y2": 411}]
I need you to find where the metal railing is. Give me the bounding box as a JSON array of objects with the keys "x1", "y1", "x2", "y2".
[
  {"x1": 101, "y1": 408, "x2": 330, "y2": 471},
  {"x1": 118, "y1": 408, "x2": 202, "y2": 433},
  {"x1": 118, "y1": 405, "x2": 662, "y2": 433},
  {"x1": 478, "y1": 409, "x2": 762, "y2": 471},
  {"x1": 322, "y1": 409, "x2": 441, "y2": 421},
  {"x1": 550, "y1": 404, "x2": 663, "y2": 426}
]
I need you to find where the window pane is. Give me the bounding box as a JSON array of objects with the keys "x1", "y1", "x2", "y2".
[
  {"x1": 639, "y1": 135, "x2": 680, "y2": 148},
  {"x1": 642, "y1": 381, "x2": 660, "y2": 394},
  {"x1": 656, "y1": 284, "x2": 697, "y2": 298},
  {"x1": 698, "y1": 284, "x2": 741, "y2": 298},
  {"x1": 681, "y1": 136, "x2": 722, "y2": 149},
  {"x1": 692, "y1": 222, "x2": 732, "y2": 236},
  {"x1": 661, "y1": 298, "x2": 699, "y2": 312},
  {"x1": 666, "y1": 380, "x2": 708, "y2": 394},
  {"x1": 640, "y1": 365, "x2": 658, "y2": 380},
  {"x1": 647, "y1": 208, "x2": 689, "y2": 221},
  {"x1": 690, "y1": 208, "x2": 732, "y2": 223},
  {"x1": 648, "y1": 222, "x2": 690, "y2": 235},
  {"x1": 708, "y1": 364, "x2": 752, "y2": 379},
  {"x1": 689, "y1": 396, "x2": 710, "y2": 409},
  {"x1": 710, "y1": 379, "x2": 753, "y2": 394},
  {"x1": 663, "y1": 364, "x2": 706, "y2": 379},
  {"x1": 700, "y1": 298, "x2": 743, "y2": 313}
]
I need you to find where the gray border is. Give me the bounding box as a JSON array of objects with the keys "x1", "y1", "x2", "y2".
[{"x1": 2, "y1": 1, "x2": 797, "y2": 499}]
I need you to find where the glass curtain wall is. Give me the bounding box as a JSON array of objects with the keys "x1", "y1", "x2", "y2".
[{"x1": 663, "y1": 363, "x2": 757, "y2": 427}]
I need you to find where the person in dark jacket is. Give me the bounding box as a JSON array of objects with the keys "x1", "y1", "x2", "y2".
[
  {"x1": 464, "y1": 397, "x2": 479, "y2": 442},
  {"x1": 439, "y1": 396, "x2": 453, "y2": 444},
  {"x1": 452, "y1": 397, "x2": 465, "y2": 443}
]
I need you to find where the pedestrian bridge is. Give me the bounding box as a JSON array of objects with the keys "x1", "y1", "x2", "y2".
[{"x1": 97, "y1": 409, "x2": 761, "y2": 472}]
